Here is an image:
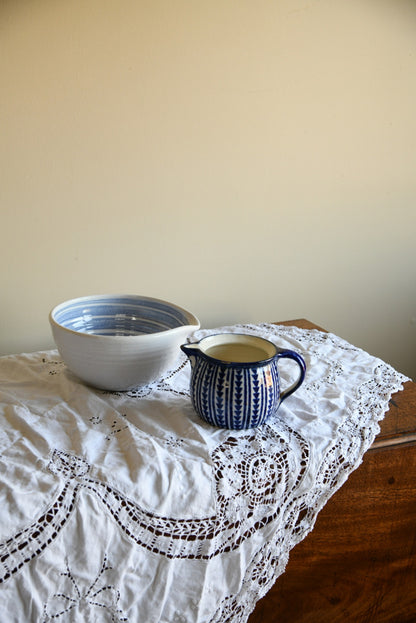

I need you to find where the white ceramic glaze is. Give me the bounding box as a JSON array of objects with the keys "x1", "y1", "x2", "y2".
[{"x1": 49, "y1": 294, "x2": 200, "y2": 391}]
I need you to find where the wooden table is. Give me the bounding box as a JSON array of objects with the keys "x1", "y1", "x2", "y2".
[{"x1": 248, "y1": 319, "x2": 416, "y2": 623}]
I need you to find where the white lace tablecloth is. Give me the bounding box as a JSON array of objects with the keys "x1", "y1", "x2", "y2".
[{"x1": 0, "y1": 323, "x2": 410, "y2": 623}]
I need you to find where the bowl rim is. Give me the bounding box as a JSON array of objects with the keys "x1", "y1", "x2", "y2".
[{"x1": 49, "y1": 294, "x2": 200, "y2": 340}]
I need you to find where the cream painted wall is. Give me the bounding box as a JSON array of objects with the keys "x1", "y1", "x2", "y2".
[{"x1": 1, "y1": 0, "x2": 415, "y2": 378}]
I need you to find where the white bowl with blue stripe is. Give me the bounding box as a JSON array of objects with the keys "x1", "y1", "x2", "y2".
[{"x1": 49, "y1": 294, "x2": 200, "y2": 390}]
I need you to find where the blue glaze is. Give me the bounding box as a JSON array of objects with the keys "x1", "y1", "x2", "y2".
[
  {"x1": 181, "y1": 334, "x2": 306, "y2": 430},
  {"x1": 52, "y1": 295, "x2": 195, "y2": 336}
]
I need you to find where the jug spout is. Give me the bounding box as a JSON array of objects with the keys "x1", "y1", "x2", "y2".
[
  {"x1": 180, "y1": 342, "x2": 202, "y2": 358},
  {"x1": 180, "y1": 342, "x2": 203, "y2": 371}
]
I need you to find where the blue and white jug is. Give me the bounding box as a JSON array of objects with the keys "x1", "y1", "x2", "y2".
[{"x1": 181, "y1": 333, "x2": 306, "y2": 429}]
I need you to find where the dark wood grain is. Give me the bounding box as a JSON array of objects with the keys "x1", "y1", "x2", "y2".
[{"x1": 247, "y1": 319, "x2": 416, "y2": 623}]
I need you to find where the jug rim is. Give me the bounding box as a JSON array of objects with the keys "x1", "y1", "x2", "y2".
[{"x1": 183, "y1": 333, "x2": 278, "y2": 367}]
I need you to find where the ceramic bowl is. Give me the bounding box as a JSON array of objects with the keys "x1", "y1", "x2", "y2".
[{"x1": 49, "y1": 294, "x2": 200, "y2": 391}]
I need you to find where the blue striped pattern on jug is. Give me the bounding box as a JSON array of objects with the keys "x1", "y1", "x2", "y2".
[{"x1": 190, "y1": 358, "x2": 281, "y2": 429}]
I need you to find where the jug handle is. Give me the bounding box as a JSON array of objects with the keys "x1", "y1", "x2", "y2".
[{"x1": 275, "y1": 349, "x2": 306, "y2": 402}]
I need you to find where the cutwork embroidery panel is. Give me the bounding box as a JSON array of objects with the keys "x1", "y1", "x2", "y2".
[{"x1": 0, "y1": 324, "x2": 410, "y2": 623}]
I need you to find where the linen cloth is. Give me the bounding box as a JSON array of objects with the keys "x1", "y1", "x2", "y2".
[{"x1": 0, "y1": 323, "x2": 410, "y2": 623}]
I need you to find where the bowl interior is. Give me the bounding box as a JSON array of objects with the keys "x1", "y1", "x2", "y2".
[{"x1": 52, "y1": 295, "x2": 194, "y2": 337}]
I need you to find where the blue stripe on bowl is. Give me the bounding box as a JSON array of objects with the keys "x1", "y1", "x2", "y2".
[{"x1": 53, "y1": 296, "x2": 193, "y2": 336}]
